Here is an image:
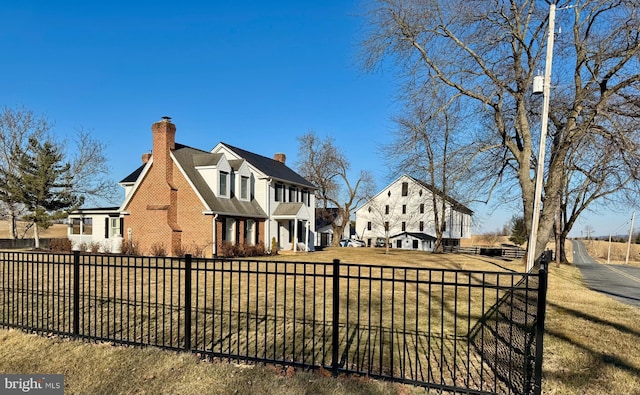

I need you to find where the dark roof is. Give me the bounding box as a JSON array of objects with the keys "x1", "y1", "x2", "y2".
[
  {"x1": 120, "y1": 164, "x2": 145, "y2": 183},
  {"x1": 389, "y1": 232, "x2": 437, "y2": 241},
  {"x1": 121, "y1": 143, "x2": 266, "y2": 218},
  {"x1": 171, "y1": 144, "x2": 267, "y2": 218},
  {"x1": 408, "y1": 176, "x2": 474, "y2": 215},
  {"x1": 221, "y1": 143, "x2": 316, "y2": 189}
]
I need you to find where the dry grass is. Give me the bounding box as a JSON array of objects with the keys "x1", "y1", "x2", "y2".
[
  {"x1": 0, "y1": 220, "x2": 68, "y2": 239},
  {"x1": 581, "y1": 239, "x2": 640, "y2": 267},
  {"x1": 542, "y1": 263, "x2": 640, "y2": 395},
  {"x1": 1, "y1": 247, "x2": 639, "y2": 394},
  {"x1": 0, "y1": 328, "x2": 416, "y2": 395}
]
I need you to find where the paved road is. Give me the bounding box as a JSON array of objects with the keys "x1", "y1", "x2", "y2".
[{"x1": 571, "y1": 240, "x2": 640, "y2": 308}]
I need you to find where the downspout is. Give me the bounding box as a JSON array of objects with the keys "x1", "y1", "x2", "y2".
[
  {"x1": 266, "y1": 178, "x2": 272, "y2": 252},
  {"x1": 212, "y1": 213, "x2": 218, "y2": 257}
]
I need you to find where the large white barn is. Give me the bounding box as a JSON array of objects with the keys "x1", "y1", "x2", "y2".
[{"x1": 355, "y1": 175, "x2": 472, "y2": 251}]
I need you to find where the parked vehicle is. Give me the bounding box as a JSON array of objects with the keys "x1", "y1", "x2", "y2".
[
  {"x1": 375, "y1": 237, "x2": 389, "y2": 248},
  {"x1": 348, "y1": 239, "x2": 366, "y2": 247},
  {"x1": 340, "y1": 238, "x2": 365, "y2": 247}
]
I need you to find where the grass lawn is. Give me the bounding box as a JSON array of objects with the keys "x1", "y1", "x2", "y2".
[{"x1": 1, "y1": 247, "x2": 639, "y2": 394}]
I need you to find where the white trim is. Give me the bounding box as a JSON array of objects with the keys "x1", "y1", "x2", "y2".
[
  {"x1": 171, "y1": 151, "x2": 212, "y2": 211},
  {"x1": 119, "y1": 158, "x2": 153, "y2": 211}
]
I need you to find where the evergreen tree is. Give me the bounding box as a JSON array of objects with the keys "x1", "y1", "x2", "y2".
[
  {"x1": 509, "y1": 215, "x2": 527, "y2": 246},
  {"x1": 4, "y1": 137, "x2": 83, "y2": 248}
]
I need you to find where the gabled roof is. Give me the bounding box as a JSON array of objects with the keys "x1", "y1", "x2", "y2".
[
  {"x1": 171, "y1": 144, "x2": 266, "y2": 218},
  {"x1": 389, "y1": 232, "x2": 437, "y2": 241},
  {"x1": 220, "y1": 142, "x2": 316, "y2": 189},
  {"x1": 120, "y1": 164, "x2": 145, "y2": 184},
  {"x1": 407, "y1": 175, "x2": 473, "y2": 215},
  {"x1": 121, "y1": 143, "x2": 267, "y2": 218},
  {"x1": 356, "y1": 174, "x2": 473, "y2": 215}
]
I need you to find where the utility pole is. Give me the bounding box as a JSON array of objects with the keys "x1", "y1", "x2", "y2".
[
  {"x1": 625, "y1": 212, "x2": 635, "y2": 265},
  {"x1": 527, "y1": 3, "x2": 556, "y2": 272}
]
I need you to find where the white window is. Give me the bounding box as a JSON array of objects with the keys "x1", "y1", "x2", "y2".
[
  {"x1": 72, "y1": 218, "x2": 92, "y2": 235},
  {"x1": 110, "y1": 218, "x2": 121, "y2": 237},
  {"x1": 240, "y1": 176, "x2": 249, "y2": 200},
  {"x1": 245, "y1": 219, "x2": 255, "y2": 245},
  {"x1": 219, "y1": 171, "x2": 229, "y2": 197},
  {"x1": 225, "y1": 218, "x2": 235, "y2": 243}
]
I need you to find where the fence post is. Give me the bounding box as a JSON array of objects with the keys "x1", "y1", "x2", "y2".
[
  {"x1": 331, "y1": 258, "x2": 340, "y2": 376},
  {"x1": 184, "y1": 254, "x2": 192, "y2": 351},
  {"x1": 533, "y1": 263, "x2": 548, "y2": 395},
  {"x1": 73, "y1": 250, "x2": 80, "y2": 337}
]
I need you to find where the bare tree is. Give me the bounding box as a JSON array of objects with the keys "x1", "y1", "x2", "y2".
[
  {"x1": 363, "y1": 0, "x2": 640, "y2": 261},
  {"x1": 296, "y1": 132, "x2": 376, "y2": 246},
  {"x1": 66, "y1": 128, "x2": 119, "y2": 206},
  {"x1": 387, "y1": 84, "x2": 477, "y2": 251}
]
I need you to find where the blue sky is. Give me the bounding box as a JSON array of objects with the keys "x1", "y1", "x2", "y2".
[{"x1": 0, "y1": 1, "x2": 634, "y2": 237}]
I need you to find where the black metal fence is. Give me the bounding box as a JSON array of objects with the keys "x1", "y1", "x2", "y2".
[
  {"x1": 0, "y1": 238, "x2": 52, "y2": 250},
  {"x1": 445, "y1": 246, "x2": 527, "y2": 260},
  {"x1": 0, "y1": 251, "x2": 547, "y2": 395}
]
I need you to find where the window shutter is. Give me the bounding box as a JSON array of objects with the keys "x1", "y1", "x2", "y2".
[
  {"x1": 105, "y1": 218, "x2": 109, "y2": 239},
  {"x1": 120, "y1": 218, "x2": 124, "y2": 237}
]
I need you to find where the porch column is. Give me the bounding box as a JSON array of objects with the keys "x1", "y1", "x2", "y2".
[
  {"x1": 305, "y1": 221, "x2": 310, "y2": 251},
  {"x1": 293, "y1": 219, "x2": 298, "y2": 252}
]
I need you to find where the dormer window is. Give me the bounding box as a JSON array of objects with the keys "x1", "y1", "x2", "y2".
[
  {"x1": 240, "y1": 176, "x2": 249, "y2": 200},
  {"x1": 219, "y1": 171, "x2": 229, "y2": 197}
]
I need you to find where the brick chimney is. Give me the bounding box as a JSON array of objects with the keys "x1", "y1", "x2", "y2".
[
  {"x1": 274, "y1": 153, "x2": 286, "y2": 164},
  {"x1": 152, "y1": 116, "x2": 176, "y2": 176}
]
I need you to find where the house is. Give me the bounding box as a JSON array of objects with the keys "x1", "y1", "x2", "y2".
[
  {"x1": 67, "y1": 207, "x2": 123, "y2": 252},
  {"x1": 315, "y1": 208, "x2": 351, "y2": 248},
  {"x1": 69, "y1": 117, "x2": 316, "y2": 256},
  {"x1": 354, "y1": 175, "x2": 472, "y2": 251}
]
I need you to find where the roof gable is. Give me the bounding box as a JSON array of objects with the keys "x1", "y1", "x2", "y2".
[
  {"x1": 214, "y1": 142, "x2": 316, "y2": 189},
  {"x1": 355, "y1": 174, "x2": 473, "y2": 215}
]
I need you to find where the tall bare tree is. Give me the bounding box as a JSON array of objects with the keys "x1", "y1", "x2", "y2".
[
  {"x1": 296, "y1": 132, "x2": 376, "y2": 246},
  {"x1": 363, "y1": 0, "x2": 640, "y2": 261},
  {"x1": 67, "y1": 128, "x2": 119, "y2": 206},
  {"x1": 387, "y1": 85, "x2": 477, "y2": 251}
]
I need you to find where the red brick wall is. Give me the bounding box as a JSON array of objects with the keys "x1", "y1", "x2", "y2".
[{"x1": 123, "y1": 160, "x2": 214, "y2": 256}]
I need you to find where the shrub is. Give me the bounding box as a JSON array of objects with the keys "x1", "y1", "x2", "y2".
[
  {"x1": 245, "y1": 242, "x2": 266, "y2": 257},
  {"x1": 150, "y1": 243, "x2": 167, "y2": 257},
  {"x1": 191, "y1": 243, "x2": 207, "y2": 258},
  {"x1": 271, "y1": 237, "x2": 278, "y2": 255},
  {"x1": 102, "y1": 241, "x2": 112, "y2": 254},
  {"x1": 49, "y1": 238, "x2": 72, "y2": 252},
  {"x1": 218, "y1": 242, "x2": 268, "y2": 258},
  {"x1": 89, "y1": 241, "x2": 101, "y2": 254},
  {"x1": 218, "y1": 242, "x2": 236, "y2": 258},
  {"x1": 76, "y1": 242, "x2": 88, "y2": 253},
  {"x1": 120, "y1": 239, "x2": 139, "y2": 256},
  {"x1": 174, "y1": 243, "x2": 188, "y2": 258}
]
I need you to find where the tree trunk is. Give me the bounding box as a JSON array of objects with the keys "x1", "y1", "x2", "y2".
[
  {"x1": 34, "y1": 222, "x2": 40, "y2": 249},
  {"x1": 9, "y1": 212, "x2": 16, "y2": 240}
]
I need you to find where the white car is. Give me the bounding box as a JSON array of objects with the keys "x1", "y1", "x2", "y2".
[{"x1": 347, "y1": 239, "x2": 366, "y2": 247}]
